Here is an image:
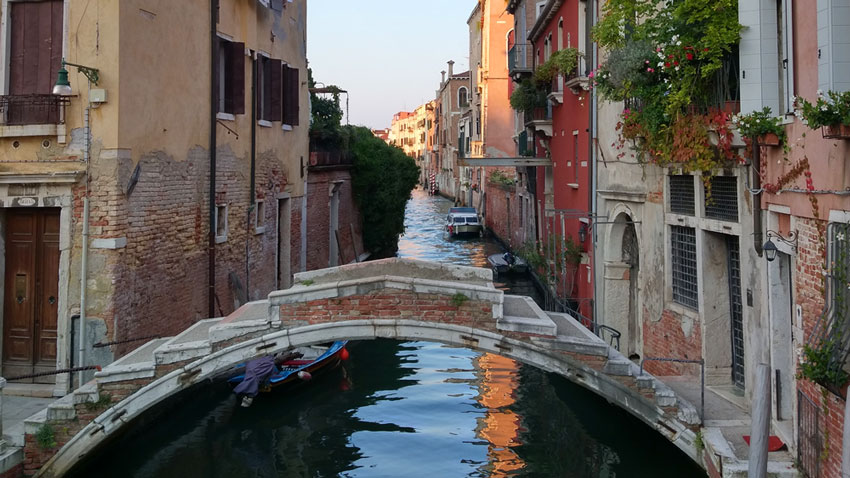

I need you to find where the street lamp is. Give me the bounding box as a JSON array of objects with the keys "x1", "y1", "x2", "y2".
[
  {"x1": 763, "y1": 237, "x2": 778, "y2": 262},
  {"x1": 762, "y1": 229, "x2": 798, "y2": 262},
  {"x1": 578, "y1": 223, "x2": 588, "y2": 243},
  {"x1": 52, "y1": 59, "x2": 100, "y2": 95}
]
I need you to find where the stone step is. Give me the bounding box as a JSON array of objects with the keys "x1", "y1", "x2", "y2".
[
  {"x1": 209, "y1": 300, "x2": 274, "y2": 343},
  {"x1": 602, "y1": 358, "x2": 633, "y2": 376},
  {"x1": 497, "y1": 295, "x2": 557, "y2": 336},
  {"x1": 95, "y1": 338, "x2": 170, "y2": 384},
  {"x1": 154, "y1": 318, "x2": 223, "y2": 365},
  {"x1": 73, "y1": 382, "x2": 100, "y2": 406},
  {"x1": 531, "y1": 335, "x2": 609, "y2": 357}
]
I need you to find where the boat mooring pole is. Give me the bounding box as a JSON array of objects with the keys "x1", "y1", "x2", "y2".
[{"x1": 748, "y1": 363, "x2": 770, "y2": 478}]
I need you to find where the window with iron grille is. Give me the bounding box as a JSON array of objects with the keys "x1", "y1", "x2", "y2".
[
  {"x1": 704, "y1": 176, "x2": 738, "y2": 222},
  {"x1": 669, "y1": 175, "x2": 695, "y2": 215},
  {"x1": 671, "y1": 226, "x2": 698, "y2": 310}
]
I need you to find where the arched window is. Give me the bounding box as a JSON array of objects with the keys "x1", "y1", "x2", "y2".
[
  {"x1": 558, "y1": 19, "x2": 564, "y2": 50},
  {"x1": 458, "y1": 87, "x2": 468, "y2": 108},
  {"x1": 545, "y1": 33, "x2": 552, "y2": 59}
]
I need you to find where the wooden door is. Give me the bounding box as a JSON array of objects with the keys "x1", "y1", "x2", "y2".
[{"x1": 3, "y1": 209, "x2": 60, "y2": 383}]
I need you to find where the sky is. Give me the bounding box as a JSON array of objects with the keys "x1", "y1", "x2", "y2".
[{"x1": 307, "y1": 0, "x2": 475, "y2": 130}]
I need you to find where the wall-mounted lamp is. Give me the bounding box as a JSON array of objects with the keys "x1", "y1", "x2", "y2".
[
  {"x1": 52, "y1": 59, "x2": 99, "y2": 95},
  {"x1": 763, "y1": 229, "x2": 798, "y2": 262},
  {"x1": 578, "y1": 223, "x2": 588, "y2": 243}
]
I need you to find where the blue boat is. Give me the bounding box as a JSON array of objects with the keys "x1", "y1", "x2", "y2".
[{"x1": 228, "y1": 340, "x2": 349, "y2": 391}]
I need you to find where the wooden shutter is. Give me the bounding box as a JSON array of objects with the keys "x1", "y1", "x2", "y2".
[
  {"x1": 284, "y1": 66, "x2": 300, "y2": 126},
  {"x1": 269, "y1": 59, "x2": 282, "y2": 122},
  {"x1": 8, "y1": 0, "x2": 63, "y2": 124},
  {"x1": 224, "y1": 41, "x2": 245, "y2": 114}
]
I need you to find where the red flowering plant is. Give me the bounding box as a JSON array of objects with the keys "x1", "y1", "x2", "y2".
[{"x1": 592, "y1": 0, "x2": 742, "y2": 175}]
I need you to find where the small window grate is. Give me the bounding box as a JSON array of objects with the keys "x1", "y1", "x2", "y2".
[
  {"x1": 671, "y1": 226, "x2": 699, "y2": 310},
  {"x1": 669, "y1": 175, "x2": 695, "y2": 215},
  {"x1": 705, "y1": 176, "x2": 738, "y2": 222}
]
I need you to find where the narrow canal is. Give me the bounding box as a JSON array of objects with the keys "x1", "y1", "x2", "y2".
[{"x1": 67, "y1": 188, "x2": 704, "y2": 477}]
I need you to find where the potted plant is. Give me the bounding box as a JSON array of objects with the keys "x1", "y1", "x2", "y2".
[
  {"x1": 795, "y1": 90, "x2": 850, "y2": 139},
  {"x1": 732, "y1": 106, "x2": 786, "y2": 146}
]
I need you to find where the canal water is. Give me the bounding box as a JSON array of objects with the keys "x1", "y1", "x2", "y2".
[{"x1": 67, "y1": 188, "x2": 705, "y2": 477}]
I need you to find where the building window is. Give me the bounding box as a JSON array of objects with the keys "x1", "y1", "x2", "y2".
[
  {"x1": 258, "y1": 55, "x2": 282, "y2": 122},
  {"x1": 704, "y1": 176, "x2": 738, "y2": 222},
  {"x1": 671, "y1": 225, "x2": 698, "y2": 310},
  {"x1": 820, "y1": 223, "x2": 850, "y2": 365},
  {"x1": 558, "y1": 19, "x2": 564, "y2": 51},
  {"x1": 282, "y1": 64, "x2": 300, "y2": 126},
  {"x1": 6, "y1": 0, "x2": 63, "y2": 125},
  {"x1": 458, "y1": 87, "x2": 469, "y2": 108},
  {"x1": 254, "y1": 200, "x2": 266, "y2": 234},
  {"x1": 778, "y1": 0, "x2": 794, "y2": 114},
  {"x1": 573, "y1": 132, "x2": 579, "y2": 183},
  {"x1": 669, "y1": 175, "x2": 695, "y2": 216},
  {"x1": 215, "y1": 204, "x2": 228, "y2": 243},
  {"x1": 218, "y1": 38, "x2": 246, "y2": 115}
]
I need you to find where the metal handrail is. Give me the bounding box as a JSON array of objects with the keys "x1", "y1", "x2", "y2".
[{"x1": 640, "y1": 356, "x2": 705, "y2": 424}]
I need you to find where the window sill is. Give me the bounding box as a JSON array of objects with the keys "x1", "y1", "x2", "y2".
[
  {"x1": 0, "y1": 123, "x2": 64, "y2": 140},
  {"x1": 258, "y1": 120, "x2": 273, "y2": 128},
  {"x1": 216, "y1": 112, "x2": 235, "y2": 122},
  {"x1": 666, "y1": 300, "x2": 700, "y2": 318},
  {"x1": 567, "y1": 183, "x2": 579, "y2": 189},
  {"x1": 215, "y1": 234, "x2": 228, "y2": 244},
  {"x1": 254, "y1": 226, "x2": 266, "y2": 235},
  {"x1": 282, "y1": 124, "x2": 293, "y2": 131}
]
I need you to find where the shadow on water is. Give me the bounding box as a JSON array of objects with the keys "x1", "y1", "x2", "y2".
[{"x1": 66, "y1": 188, "x2": 704, "y2": 477}]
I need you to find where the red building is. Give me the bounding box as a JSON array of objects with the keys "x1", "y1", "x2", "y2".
[{"x1": 511, "y1": 0, "x2": 594, "y2": 319}]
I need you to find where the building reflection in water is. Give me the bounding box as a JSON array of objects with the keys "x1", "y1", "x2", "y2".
[{"x1": 473, "y1": 353, "x2": 526, "y2": 476}]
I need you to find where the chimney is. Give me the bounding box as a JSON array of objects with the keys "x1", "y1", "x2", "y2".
[
  {"x1": 447, "y1": 60, "x2": 455, "y2": 78},
  {"x1": 441, "y1": 70, "x2": 446, "y2": 84}
]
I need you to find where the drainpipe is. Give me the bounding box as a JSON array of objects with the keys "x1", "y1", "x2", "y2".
[
  {"x1": 753, "y1": 141, "x2": 763, "y2": 256},
  {"x1": 246, "y1": 52, "x2": 257, "y2": 301},
  {"x1": 208, "y1": 0, "x2": 218, "y2": 318},
  {"x1": 78, "y1": 103, "x2": 90, "y2": 388},
  {"x1": 588, "y1": 0, "x2": 600, "y2": 323}
]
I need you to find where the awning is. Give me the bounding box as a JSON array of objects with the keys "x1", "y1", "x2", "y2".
[{"x1": 459, "y1": 157, "x2": 551, "y2": 167}]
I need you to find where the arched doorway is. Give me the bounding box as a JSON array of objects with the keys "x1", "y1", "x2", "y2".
[
  {"x1": 621, "y1": 222, "x2": 640, "y2": 359},
  {"x1": 602, "y1": 211, "x2": 640, "y2": 360}
]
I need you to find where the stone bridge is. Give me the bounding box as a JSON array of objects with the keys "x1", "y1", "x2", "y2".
[{"x1": 25, "y1": 258, "x2": 701, "y2": 477}]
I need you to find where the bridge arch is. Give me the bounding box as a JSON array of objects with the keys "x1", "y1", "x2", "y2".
[
  {"x1": 40, "y1": 319, "x2": 699, "y2": 477},
  {"x1": 35, "y1": 258, "x2": 701, "y2": 476}
]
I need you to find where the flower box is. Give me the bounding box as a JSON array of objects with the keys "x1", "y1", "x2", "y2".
[
  {"x1": 757, "y1": 132, "x2": 781, "y2": 146},
  {"x1": 823, "y1": 124, "x2": 850, "y2": 140}
]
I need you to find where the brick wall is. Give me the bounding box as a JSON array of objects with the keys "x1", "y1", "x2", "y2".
[
  {"x1": 278, "y1": 289, "x2": 497, "y2": 333},
  {"x1": 794, "y1": 217, "x2": 847, "y2": 478},
  {"x1": 485, "y1": 182, "x2": 523, "y2": 249},
  {"x1": 81, "y1": 146, "x2": 299, "y2": 356},
  {"x1": 642, "y1": 308, "x2": 703, "y2": 376},
  {"x1": 304, "y1": 168, "x2": 363, "y2": 271}
]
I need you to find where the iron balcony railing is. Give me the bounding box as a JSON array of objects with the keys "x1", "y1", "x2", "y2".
[
  {"x1": 508, "y1": 43, "x2": 533, "y2": 77},
  {"x1": 523, "y1": 104, "x2": 553, "y2": 126},
  {"x1": 0, "y1": 94, "x2": 69, "y2": 126}
]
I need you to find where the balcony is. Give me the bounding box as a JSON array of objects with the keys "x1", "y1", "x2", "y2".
[
  {"x1": 308, "y1": 150, "x2": 353, "y2": 169},
  {"x1": 508, "y1": 43, "x2": 533, "y2": 80},
  {"x1": 0, "y1": 94, "x2": 69, "y2": 139},
  {"x1": 524, "y1": 105, "x2": 553, "y2": 138},
  {"x1": 548, "y1": 74, "x2": 564, "y2": 104}
]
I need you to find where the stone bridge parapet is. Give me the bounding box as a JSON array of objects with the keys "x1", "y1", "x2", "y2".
[{"x1": 19, "y1": 259, "x2": 702, "y2": 477}]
